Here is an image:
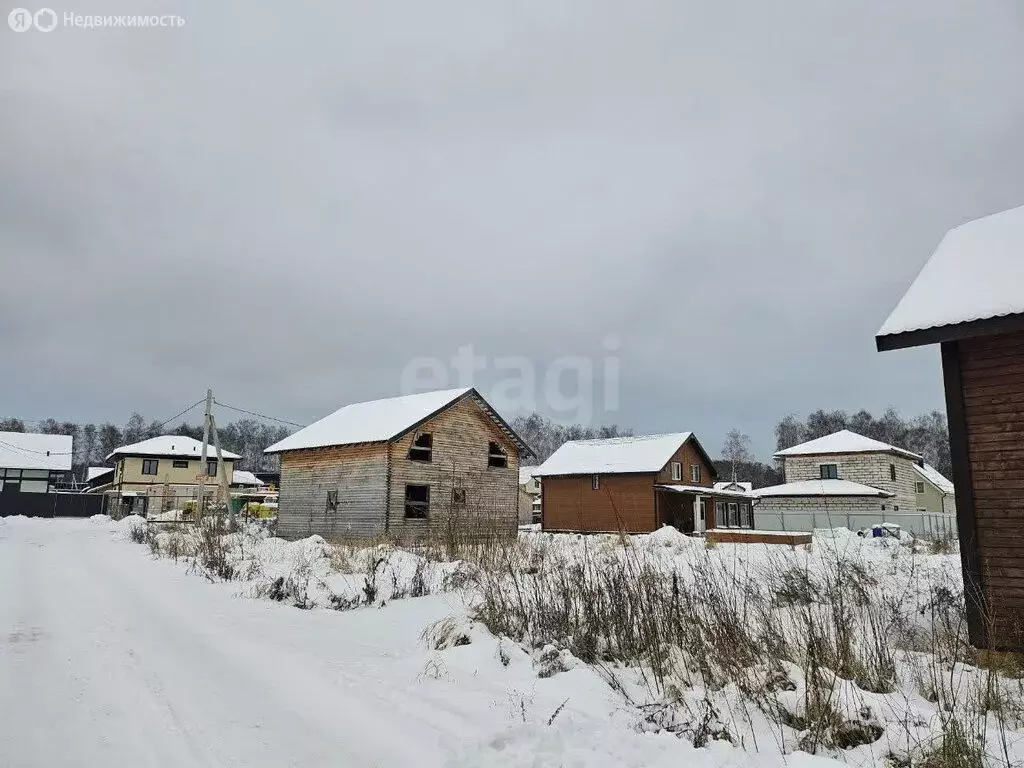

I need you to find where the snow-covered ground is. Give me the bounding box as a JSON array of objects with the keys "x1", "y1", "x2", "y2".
[{"x1": 1, "y1": 515, "x2": 1018, "y2": 768}]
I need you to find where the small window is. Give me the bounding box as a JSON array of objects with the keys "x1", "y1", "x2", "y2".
[
  {"x1": 172, "y1": 460, "x2": 189, "y2": 469},
  {"x1": 727, "y1": 503, "x2": 739, "y2": 527},
  {"x1": 409, "y1": 433, "x2": 433, "y2": 462},
  {"x1": 819, "y1": 464, "x2": 838, "y2": 480},
  {"x1": 326, "y1": 490, "x2": 339, "y2": 512},
  {"x1": 141, "y1": 459, "x2": 159, "y2": 476},
  {"x1": 740, "y1": 503, "x2": 751, "y2": 528},
  {"x1": 592, "y1": 474, "x2": 600, "y2": 490},
  {"x1": 890, "y1": 464, "x2": 897, "y2": 481},
  {"x1": 405, "y1": 484, "x2": 430, "y2": 518},
  {"x1": 488, "y1": 441, "x2": 508, "y2": 468},
  {"x1": 452, "y1": 488, "x2": 466, "y2": 506},
  {"x1": 670, "y1": 462, "x2": 682, "y2": 481},
  {"x1": 916, "y1": 481, "x2": 925, "y2": 494},
  {"x1": 690, "y1": 465, "x2": 701, "y2": 483},
  {"x1": 207, "y1": 460, "x2": 218, "y2": 477},
  {"x1": 699, "y1": 499, "x2": 707, "y2": 521},
  {"x1": 715, "y1": 501, "x2": 724, "y2": 524}
]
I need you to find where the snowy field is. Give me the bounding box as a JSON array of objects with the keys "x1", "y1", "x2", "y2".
[{"x1": 1, "y1": 515, "x2": 1019, "y2": 768}]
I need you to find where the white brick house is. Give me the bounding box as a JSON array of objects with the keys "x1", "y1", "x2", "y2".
[{"x1": 753, "y1": 430, "x2": 955, "y2": 534}]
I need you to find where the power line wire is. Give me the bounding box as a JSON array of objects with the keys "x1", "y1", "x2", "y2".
[
  {"x1": 213, "y1": 400, "x2": 306, "y2": 429},
  {"x1": 154, "y1": 397, "x2": 207, "y2": 431}
]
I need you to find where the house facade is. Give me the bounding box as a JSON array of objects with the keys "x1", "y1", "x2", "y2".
[
  {"x1": 754, "y1": 430, "x2": 942, "y2": 531},
  {"x1": 914, "y1": 463, "x2": 956, "y2": 516},
  {"x1": 105, "y1": 436, "x2": 240, "y2": 514},
  {"x1": 876, "y1": 203, "x2": 1024, "y2": 650},
  {"x1": 0, "y1": 432, "x2": 73, "y2": 494},
  {"x1": 535, "y1": 432, "x2": 754, "y2": 534},
  {"x1": 519, "y1": 466, "x2": 541, "y2": 524},
  {"x1": 265, "y1": 388, "x2": 532, "y2": 540}
]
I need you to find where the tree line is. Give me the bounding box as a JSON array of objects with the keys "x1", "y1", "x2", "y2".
[{"x1": 0, "y1": 414, "x2": 290, "y2": 478}]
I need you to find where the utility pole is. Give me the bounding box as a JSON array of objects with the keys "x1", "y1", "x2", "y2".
[
  {"x1": 209, "y1": 411, "x2": 235, "y2": 529},
  {"x1": 196, "y1": 389, "x2": 213, "y2": 521}
]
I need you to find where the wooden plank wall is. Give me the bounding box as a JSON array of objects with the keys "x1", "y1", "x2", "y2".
[
  {"x1": 387, "y1": 397, "x2": 520, "y2": 540},
  {"x1": 542, "y1": 473, "x2": 657, "y2": 532},
  {"x1": 959, "y1": 330, "x2": 1024, "y2": 645},
  {"x1": 277, "y1": 443, "x2": 388, "y2": 539}
]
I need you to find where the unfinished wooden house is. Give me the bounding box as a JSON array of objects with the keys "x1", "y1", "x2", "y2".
[
  {"x1": 877, "y1": 203, "x2": 1024, "y2": 650},
  {"x1": 534, "y1": 432, "x2": 754, "y2": 534},
  {"x1": 264, "y1": 387, "x2": 533, "y2": 540}
]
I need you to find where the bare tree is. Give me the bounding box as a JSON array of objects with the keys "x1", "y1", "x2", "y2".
[{"x1": 722, "y1": 428, "x2": 752, "y2": 483}]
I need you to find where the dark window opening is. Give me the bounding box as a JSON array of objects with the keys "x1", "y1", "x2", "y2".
[
  {"x1": 690, "y1": 465, "x2": 701, "y2": 483},
  {"x1": 890, "y1": 463, "x2": 897, "y2": 481},
  {"x1": 727, "y1": 503, "x2": 739, "y2": 527},
  {"x1": 715, "y1": 501, "x2": 724, "y2": 525},
  {"x1": 405, "y1": 484, "x2": 430, "y2": 519},
  {"x1": 452, "y1": 488, "x2": 466, "y2": 506},
  {"x1": 592, "y1": 474, "x2": 600, "y2": 490},
  {"x1": 819, "y1": 464, "x2": 838, "y2": 480},
  {"x1": 207, "y1": 460, "x2": 218, "y2": 477},
  {"x1": 487, "y1": 441, "x2": 508, "y2": 468},
  {"x1": 172, "y1": 460, "x2": 189, "y2": 469},
  {"x1": 142, "y1": 459, "x2": 159, "y2": 476},
  {"x1": 326, "y1": 490, "x2": 339, "y2": 512},
  {"x1": 408, "y1": 433, "x2": 433, "y2": 462}
]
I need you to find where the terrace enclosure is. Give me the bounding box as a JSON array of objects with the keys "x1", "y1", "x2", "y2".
[
  {"x1": 265, "y1": 387, "x2": 532, "y2": 540},
  {"x1": 877, "y1": 203, "x2": 1024, "y2": 650},
  {"x1": 534, "y1": 432, "x2": 755, "y2": 534}
]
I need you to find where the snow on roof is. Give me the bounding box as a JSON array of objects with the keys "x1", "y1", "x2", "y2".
[
  {"x1": 0, "y1": 432, "x2": 73, "y2": 471},
  {"x1": 658, "y1": 484, "x2": 754, "y2": 499},
  {"x1": 231, "y1": 470, "x2": 263, "y2": 486},
  {"x1": 753, "y1": 479, "x2": 893, "y2": 498},
  {"x1": 714, "y1": 481, "x2": 753, "y2": 493},
  {"x1": 774, "y1": 430, "x2": 922, "y2": 461},
  {"x1": 519, "y1": 466, "x2": 539, "y2": 485},
  {"x1": 86, "y1": 466, "x2": 114, "y2": 481},
  {"x1": 265, "y1": 388, "x2": 475, "y2": 453},
  {"x1": 878, "y1": 204, "x2": 1024, "y2": 338},
  {"x1": 914, "y1": 463, "x2": 954, "y2": 494},
  {"x1": 534, "y1": 433, "x2": 692, "y2": 477},
  {"x1": 106, "y1": 436, "x2": 241, "y2": 461}
]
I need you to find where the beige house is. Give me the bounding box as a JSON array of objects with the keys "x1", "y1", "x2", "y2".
[
  {"x1": 914, "y1": 463, "x2": 956, "y2": 515},
  {"x1": 106, "y1": 436, "x2": 240, "y2": 515},
  {"x1": 754, "y1": 430, "x2": 955, "y2": 535},
  {"x1": 265, "y1": 387, "x2": 533, "y2": 540},
  {"x1": 519, "y1": 466, "x2": 541, "y2": 524}
]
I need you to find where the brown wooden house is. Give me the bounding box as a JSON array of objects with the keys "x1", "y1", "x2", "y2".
[
  {"x1": 534, "y1": 432, "x2": 754, "y2": 534},
  {"x1": 877, "y1": 203, "x2": 1024, "y2": 650},
  {"x1": 265, "y1": 388, "x2": 533, "y2": 540}
]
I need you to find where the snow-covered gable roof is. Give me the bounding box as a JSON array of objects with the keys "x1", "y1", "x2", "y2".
[
  {"x1": 265, "y1": 387, "x2": 531, "y2": 456},
  {"x1": 714, "y1": 481, "x2": 753, "y2": 493},
  {"x1": 0, "y1": 432, "x2": 73, "y2": 471},
  {"x1": 534, "y1": 433, "x2": 693, "y2": 477},
  {"x1": 877, "y1": 205, "x2": 1024, "y2": 343},
  {"x1": 774, "y1": 429, "x2": 922, "y2": 461},
  {"x1": 914, "y1": 463, "x2": 954, "y2": 494},
  {"x1": 106, "y1": 436, "x2": 241, "y2": 461},
  {"x1": 753, "y1": 479, "x2": 893, "y2": 498},
  {"x1": 86, "y1": 466, "x2": 114, "y2": 481},
  {"x1": 519, "y1": 466, "x2": 539, "y2": 485},
  {"x1": 232, "y1": 470, "x2": 263, "y2": 487}
]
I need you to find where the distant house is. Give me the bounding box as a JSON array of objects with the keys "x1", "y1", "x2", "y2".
[
  {"x1": 914, "y1": 463, "x2": 956, "y2": 516},
  {"x1": 84, "y1": 466, "x2": 114, "y2": 490},
  {"x1": 264, "y1": 388, "x2": 533, "y2": 540},
  {"x1": 754, "y1": 430, "x2": 941, "y2": 529},
  {"x1": 0, "y1": 431, "x2": 73, "y2": 494},
  {"x1": 519, "y1": 466, "x2": 541, "y2": 524},
  {"x1": 106, "y1": 436, "x2": 241, "y2": 515},
  {"x1": 231, "y1": 470, "x2": 265, "y2": 489},
  {"x1": 534, "y1": 432, "x2": 754, "y2": 534},
  {"x1": 876, "y1": 203, "x2": 1024, "y2": 650}
]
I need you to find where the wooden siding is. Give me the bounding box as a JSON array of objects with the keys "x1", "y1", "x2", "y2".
[
  {"x1": 387, "y1": 397, "x2": 520, "y2": 540},
  {"x1": 654, "y1": 438, "x2": 716, "y2": 487},
  {"x1": 277, "y1": 443, "x2": 388, "y2": 539},
  {"x1": 958, "y1": 331, "x2": 1024, "y2": 647},
  {"x1": 542, "y1": 473, "x2": 657, "y2": 532}
]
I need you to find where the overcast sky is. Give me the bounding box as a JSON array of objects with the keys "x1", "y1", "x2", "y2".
[{"x1": 2, "y1": 0, "x2": 1024, "y2": 459}]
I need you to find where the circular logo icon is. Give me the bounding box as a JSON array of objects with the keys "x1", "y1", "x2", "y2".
[
  {"x1": 34, "y1": 8, "x2": 57, "y2": 32},
  {"x1": 8, "y1": 8, "x2": 33, "y2": 31}
]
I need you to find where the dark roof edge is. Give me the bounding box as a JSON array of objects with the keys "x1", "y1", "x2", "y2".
[{"x1": 876, "y1": 312, "x2": 1024, "y2": 351}]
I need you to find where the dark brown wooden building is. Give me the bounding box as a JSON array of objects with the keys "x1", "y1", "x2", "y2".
[
  {"x1": 877, "y1": 203, "x2": 1024, "y2": 649},
  {"x1": 534, "y1": 432, "x2": 755, "y2": 534},
  {"x1": 265, "y1": 388, "x2": 533, "y2": 540}
]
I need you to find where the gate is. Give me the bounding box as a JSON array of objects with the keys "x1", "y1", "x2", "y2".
[{"x1": 0, "y1": 492, "x2": 105, "y2": 518}]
